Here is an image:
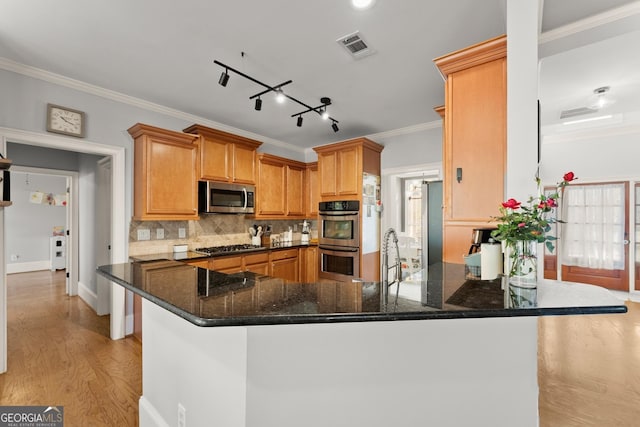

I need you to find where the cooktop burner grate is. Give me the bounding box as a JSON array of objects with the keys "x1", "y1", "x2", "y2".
[{"x1": 195, "y1": 244, "x2": 263, "y2": 255}]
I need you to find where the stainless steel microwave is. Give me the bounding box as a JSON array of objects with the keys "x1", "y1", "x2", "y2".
[{"x1": 198, "y1": 181, "x2": 255, "y2": 214}]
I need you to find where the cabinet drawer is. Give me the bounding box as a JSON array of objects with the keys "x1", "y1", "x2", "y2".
[
  {"x1": 271, "y1": 249, "x2": 298, "y2": 261},
  {"x1": 244, "y1": 252, "x2": 269, "y2": 265},
  {"x1": 211, "y1": 255, "x2": 243, "y2": 270}
]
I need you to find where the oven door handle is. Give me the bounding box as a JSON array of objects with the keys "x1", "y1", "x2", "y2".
[
  {"x1": 319, "y1": 245, "x2": 359, "y2": 253},
  {"x1": 319, "y1": 211, "x2": 359, "y2": 216}
]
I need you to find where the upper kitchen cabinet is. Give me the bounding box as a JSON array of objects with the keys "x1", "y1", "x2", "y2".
[
  {"x1": 256, "y1": 153, "x2": 306, "y2": 218},
  {"x1": 128, "y1": 123, "x2": 199, "y2": 221},
  {"x1": 434, "y1": 35, "x2": 506, "y2": 263},
  {"x1": 183, "y1": 124, "x2": 262, "y2": 185},
  {"x1": 313, "y1": 138, "x2": 383, "y2": 201},
  {"x1": 306, "y1": 162, "x2": 319, "y2": 217}
]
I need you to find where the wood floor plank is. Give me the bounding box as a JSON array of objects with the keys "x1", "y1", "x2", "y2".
[
  {"x1": 538, "y1": 301, "x2": 640, "y2": 426},
  {"x1": 0, "y1": 270, "x2": 141, "y2": 426}
]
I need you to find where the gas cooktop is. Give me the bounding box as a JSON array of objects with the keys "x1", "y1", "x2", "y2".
[{"x1": 195, "y1": 244, "x2": 265, "y2": 255}]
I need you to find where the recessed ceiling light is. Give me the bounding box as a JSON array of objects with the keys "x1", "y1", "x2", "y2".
[{"x1": 351, "y1": 0, "x2": 376, "y2": 10}]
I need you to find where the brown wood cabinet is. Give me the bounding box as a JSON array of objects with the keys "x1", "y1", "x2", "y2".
[
  {"x1": 300, "y1": 246, "x2": 318, "y2": 283},
  {"x1": 256, "y1": 153, "x2": 307, "y2": 219},
  {"x1": 270, "y1": 248, "x2": 299, "y2": 282},
  {"x1": 306, "y1": 162, "x2": 319, "y2": 217},
  {"x1": 183, "y1": 124, "x2": 262, "y2": 185},
  {"x1": 313, "y1": 137, "x2": 383, "y2": 201},
  {"x1": 244, "y1": 252, "x2": 270, "y2": 275},
  {"x1": 434, "y1": 35, "x2": 506, "y2": 263},
  {"x1": 128, "y1": 123, "x2": 200, "y2": 221},
  {"x1": 210, "y1": 255, "x2": 243, "y2": 274}
]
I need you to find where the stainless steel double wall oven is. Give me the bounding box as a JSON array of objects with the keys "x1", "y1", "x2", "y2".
[{"x1": 318, "y1": 200, "x2": 360, "y2": 281}]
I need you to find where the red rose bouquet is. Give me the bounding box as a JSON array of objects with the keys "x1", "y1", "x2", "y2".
[{"x1": 491, "y1": 172, "x2": 577, "y2": 252}]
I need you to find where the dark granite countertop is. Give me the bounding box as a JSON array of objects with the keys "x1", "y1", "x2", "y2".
[{"x1": 97, "y1": 261, "x2": 627, "y2": 327}]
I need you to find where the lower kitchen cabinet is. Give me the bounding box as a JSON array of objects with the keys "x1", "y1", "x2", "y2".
[
  {"x1": 210, "y1": 255, "x2": 243, "y2": 274},
  {"x1": 270, "y1": 248, "x2": 299, "y2": 282},
  {"x1": 300, "y1": 246, "x2": 318, "y2": 283},
  {"x1": 244, "y1": 252, "x2": 269, "y2": 275}
]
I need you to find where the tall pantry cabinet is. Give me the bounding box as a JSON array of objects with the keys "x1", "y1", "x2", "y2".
[{"x1": 434, "y1": 35, "x2": 506, "y2": 263}]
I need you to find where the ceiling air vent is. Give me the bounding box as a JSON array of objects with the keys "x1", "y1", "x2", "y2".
[
  {"x1": 336, "y1": 31, "x2": 376, "y2": 59},
  {"x1": 559, "y1": 107, "x2": 598, "y2": 119}
]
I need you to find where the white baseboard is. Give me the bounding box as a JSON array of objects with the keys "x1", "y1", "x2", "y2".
[
  {"x1": 6, "y1": 260, "x2": 51, "y2": 274},
  {"x1": 139, "y1": 396, "x2": 171, "y2": 427},
  {"x1": 77, "y1": 281, "x2": 98, "y2": 313},
  {"x1": 611, "y1": 290, "x2": 640, "y2": 303}
]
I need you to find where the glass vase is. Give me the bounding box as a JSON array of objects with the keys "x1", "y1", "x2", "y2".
[{"x1": 506, "y1": 240, "x2": 538, "y2": 288}]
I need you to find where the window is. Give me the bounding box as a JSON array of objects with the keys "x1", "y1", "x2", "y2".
[{"x1": 562, "y1": 183, "x2": 626, "y2": 270}]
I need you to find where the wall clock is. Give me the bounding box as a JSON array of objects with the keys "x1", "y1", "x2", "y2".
[{"x1": 46, "y1": 103, "x2": 86, "y2": 137}]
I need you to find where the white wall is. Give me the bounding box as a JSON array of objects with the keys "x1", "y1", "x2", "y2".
[{"x1": 5, "y1": 171, "x2": 66, "y2": 271}]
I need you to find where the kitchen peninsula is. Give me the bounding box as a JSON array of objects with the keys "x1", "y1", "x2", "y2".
[{"x1": 97, "y1": 261, "x2": 625, "y2": 427}]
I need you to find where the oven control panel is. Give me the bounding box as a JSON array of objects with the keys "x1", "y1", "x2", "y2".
[{"x1": 319, "y1": 200, "x2": 360, "y2": 212}]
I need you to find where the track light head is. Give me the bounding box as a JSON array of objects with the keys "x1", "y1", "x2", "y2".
[
  {"x1": 332, "y1": 121, "x2": 339, "y2": 132},
  {"x1": 321, "y1": 108, "x2": 329, "y2": 120},
  {"x1": 296, "y1": 116, "x2": 303, "y2": 127},
  {"x1": 275, "y1": 90, "x2": 286, "y2": 104},
  {"x1": 218, "y1": 70, "x2": 230, "y2": 87},
  {"x1": 255, "y1": 97, "x2": 262, "y2": 111}
]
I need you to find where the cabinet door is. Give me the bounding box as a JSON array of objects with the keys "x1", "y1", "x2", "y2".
[
  {"x1": 318, "y1": 151, "x2": 338, "y2": 197},
  {"x1": 337, "y1": 147, "x2": 360, "y2": 196},
  {"x1": 257, "y1": 159, "x2": 286, "y2": 216},
  {"x1": 210, "y1": 255, "x2": 243, "y2": 274},
  {"x1": 232, "y1": 143, "x2": 257, "y2": 184},
  {"x1": 244, "y1": 252, "x2": 269, "y2": 275},
  {"x1": 306, "y1": 164, "x2": 319, "y2": 217},
  {"x1": 144, "y1": 136, "x2": 199, "y2": 219},
  {"x1": 200, "y1": 137, "x2": 231, "y2": 182},
  {"x1": 300, "y1": 246, "x2": 319, "y2": 283},
  {"x1": 286, "y1": 165, "x2": 305, "y2": 216},
  {"x1": 448, "y1": 58, "x2": 506, "y2": 221},
  {"x1": 271, "y1": 249, "x2": 299, "y2": 282}
]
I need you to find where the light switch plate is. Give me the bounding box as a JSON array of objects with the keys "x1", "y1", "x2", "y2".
[
  {"x1": 178, "y1": 227, "x2": 186, "y2": 239},
  {"x1": 137, "y1": 229, "x2": 150, "y2": 241}
]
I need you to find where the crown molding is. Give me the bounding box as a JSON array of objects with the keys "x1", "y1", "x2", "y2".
[
  {"x1": 365, "y1": 120, "x2": 442, "y2": 140},
  {"x1": 0, "y1": 57, "x2": 304, "y2": 153},
  {"x1": 539, "y1": 1, "x2": 640, "y2": 44}
]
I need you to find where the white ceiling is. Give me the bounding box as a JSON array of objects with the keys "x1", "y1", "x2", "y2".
[{"x1": 1, "y1": 0, "x2": 638, "y2": 149}]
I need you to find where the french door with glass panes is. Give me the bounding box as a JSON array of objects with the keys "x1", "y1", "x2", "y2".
[{"x1": 560, "y1": 182, "x2": 629, "y2": 291}]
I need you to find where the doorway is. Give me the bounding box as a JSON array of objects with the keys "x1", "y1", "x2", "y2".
[
  {"x1": 5, "y1": 167, "x2": 78, "y2": 295},
  {"x1": 1, "y1": 127, "x2": 127, "y2": 374}
]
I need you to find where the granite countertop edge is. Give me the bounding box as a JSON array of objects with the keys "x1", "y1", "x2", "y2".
[{"x1": 97, "y1": 266, "x2": 628, "y2": 328}]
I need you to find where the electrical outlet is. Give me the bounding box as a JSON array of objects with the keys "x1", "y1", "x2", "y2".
[
  {"x1": 137, "y1": 229, "x2": 151, "y2": 241},
  {"x1": 178, "y1": 227, "x2": 186, "y2": 239},
  {"x1": 10, "y1": 254, "x2": 18, "y2": 261},
  {"x1": 156, "y1": 228, "x2": 165, "y2": 239},
  {"x1": 178, "y1": 403, "x2": 186, "y2": 427}
]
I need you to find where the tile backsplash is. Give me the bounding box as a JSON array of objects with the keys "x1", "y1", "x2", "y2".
[{"x1": 129, "y1": 215, "x2": 317, "y2": 256}]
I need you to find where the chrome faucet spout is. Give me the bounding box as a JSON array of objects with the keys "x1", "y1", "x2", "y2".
[{"x1": 381, "y1": 228, "x2": 402, "y2": 308}]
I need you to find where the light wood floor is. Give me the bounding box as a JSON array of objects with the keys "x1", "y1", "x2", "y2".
[
  {"x1": 538, "y1": 301, "x2": 640, "y2": 426},
  {"x1": 1, "y1": 271, "x2": 639, "y2": 426},
  {"x1": 0, "y1": 270, "x2": 141, "y2": 426}
]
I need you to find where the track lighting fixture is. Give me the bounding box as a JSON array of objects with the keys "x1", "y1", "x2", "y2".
[
  {"x1": 218, "y1": 69, "x2": 230, "y2": 87},
  {"x1": 214, "y1": 59, "x2": 340, "y2": 132}
]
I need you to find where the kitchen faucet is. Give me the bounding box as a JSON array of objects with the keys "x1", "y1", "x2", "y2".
[{"x1": 381, "y1": 228, "x2": 402, "y2": 309}]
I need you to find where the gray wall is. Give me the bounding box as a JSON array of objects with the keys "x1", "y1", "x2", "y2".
[{"x1": 5, "y1": 171, "x2": 66, "y2": 265}]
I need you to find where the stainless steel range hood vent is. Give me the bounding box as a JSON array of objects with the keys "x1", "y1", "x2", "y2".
[{"x1": 336, "y1": 31, "x2": 376, "y2": 59}]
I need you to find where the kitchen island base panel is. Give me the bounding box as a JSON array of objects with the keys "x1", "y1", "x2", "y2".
[{"x1": 140, "y1": 299, "x2": 538, "y2": 427}]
